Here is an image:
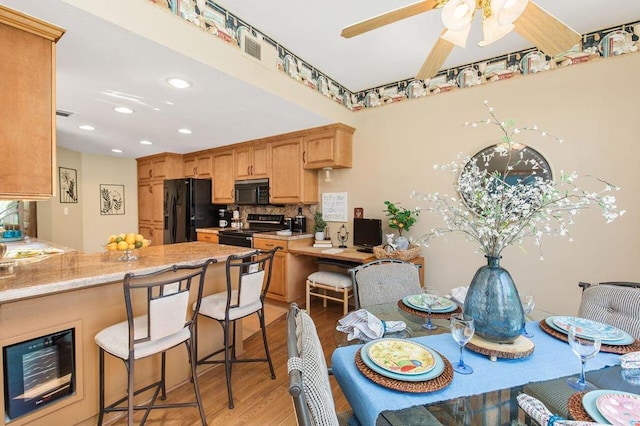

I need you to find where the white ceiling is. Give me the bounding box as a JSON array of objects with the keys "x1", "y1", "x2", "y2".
[{"x1": 2, "y1": 0, "x2": 639, "y2": 159}]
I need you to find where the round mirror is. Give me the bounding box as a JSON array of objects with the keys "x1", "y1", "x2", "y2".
[{"x1": 459, "y1": 143, "x2": 553, "y2": 208}]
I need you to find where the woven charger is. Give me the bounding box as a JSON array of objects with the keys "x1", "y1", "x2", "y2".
[
  {"x1": 539, "y1": 320, "x2": 640, "y2": 354},
  {"x1": 373, "y1": 244, "x2": 421, "y2": 261},
  {"x1": 397, "y1": 299, "x2": 462, "y2": 319},
  {"x1": 567, "y1": 392, "x2": 593, "y2": 422},
  {"x1": 355, "y1": 349, "x2": 453, "y2": 393}
]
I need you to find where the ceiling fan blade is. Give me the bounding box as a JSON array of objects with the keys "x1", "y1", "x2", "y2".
[
  {"x1": 416, "y1": 34, "x2": 455, "y2": 80},
  {"x1": 341, "y1": 0, "x2": 438, "y2": 38},
  {"x1": 514, "y1": 1, "x2": 581, "y2": 57}
]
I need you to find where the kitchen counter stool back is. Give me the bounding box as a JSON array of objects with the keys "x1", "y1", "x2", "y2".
[
  {"x1": 94, "y1": 259, "x2": 214, "y2": 425},
  {"x1": 194, "y1": 247, "x2": 280, "y2": 409}
]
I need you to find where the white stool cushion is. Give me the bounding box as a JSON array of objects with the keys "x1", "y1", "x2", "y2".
[
  {"x1": 197, "y1": 290, "x2": 263, "y2": 321},
  {"x1": 95, "y1": 315, "x2": 190, "y2": 360},
  {"x1": 307, "y1": 271, "x2": 352, "y2": 289}
]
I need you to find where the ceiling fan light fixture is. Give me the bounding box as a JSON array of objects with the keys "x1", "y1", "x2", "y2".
[
  {"x1": 492, "y1": 0, "x2": 529, "y2": 26},
  {"x1": 478, "y1": 14, "x2": 514, "y2": 46},
  {"x1": 441, "y1": 0, "x2": 476, "y2": 31},
  {"x1": 441, "y1": 26, "x2": 473, "y2": 48}
]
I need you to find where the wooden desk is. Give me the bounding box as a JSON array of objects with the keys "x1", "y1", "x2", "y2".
[{"x1": 288, "y1": 246, "x2": 425, "y2": 285}]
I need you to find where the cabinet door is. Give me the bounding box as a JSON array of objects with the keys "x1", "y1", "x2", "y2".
[
  {"x1": 212, "y1": 150, "x2": 235, "y2": 203},
  {"x1": 234, "y1": 145, "x2": 253, "y2": 180},
  {"x1": 270, "y1": 138, "x2": 317, "y2": 204},
  {"x1": 267, "y1": 251, "x2": 286, "y2": 298},
  {"x1": 138, "y1": 159, "x2": 153, "y2": 182},
  {"x1": 0, "y1": 19, "x2": 60, "y2": 199},
  {"x1": 303, "y1": 127, "x2": 353, "y2": 170},
  {"x1": 252, "y1": 143, "x2": 269, "y2": 178},
  {"x1": 138, "y1": 222, "x2": 153, "y2": 241},
  {"x1": 195, "y1": 153, "x2": 213, "y2": 178},
  {"x1": 138, "y1": 183, "x2": 153, "y2": 222},
  {"x1": 183, "y1": 155, "x2": 197, "y2": 178},
  {"x1": 151, "y1": 181, "x2": 165, "y2": 223}
]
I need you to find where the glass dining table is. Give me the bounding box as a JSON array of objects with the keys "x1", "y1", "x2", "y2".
[{"x1": 331, "y1": 302, "x2": 638, "y2": 426}]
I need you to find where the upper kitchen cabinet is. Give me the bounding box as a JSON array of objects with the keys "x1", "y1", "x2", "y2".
[
  {"x1": 234, "y1": 142, "x2": 269, "y2": 180},
  {"x1": 183, "y1": 150, "x2": 212, "y2": 178},
  {"x1": 212, "y1": 148, "x2": 235, "y2": 204},
  {"x1": 302, "y1": 124, "x2": 355, "y2": 170},
  {"x1": 0, "y1": 6, "x2": 64, "y2": 200},
  {"x1": 270, "y1": 137, "x2": 318, "y2": 204},
  {"x1": 137, "y1": 153, "x2": 183, "y2": 183}
]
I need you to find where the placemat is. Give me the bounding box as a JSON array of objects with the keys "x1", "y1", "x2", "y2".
[
  {"x1": 539, "y1": 320, "x2": 640, "y2": 354},
  {"x1": 567, "y1": 391, "x2": 593, "y2": 422},
  {"x1": 397, "y1": 300, "x2": 462, "y2": 319},
  {"x1": 355, "y1": 349, "x2": 453, "y2": 393}
]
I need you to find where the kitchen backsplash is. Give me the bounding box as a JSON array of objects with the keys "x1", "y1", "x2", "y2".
[{"x1": 231, "y1": 204, "x2": 318, "y2": 226}]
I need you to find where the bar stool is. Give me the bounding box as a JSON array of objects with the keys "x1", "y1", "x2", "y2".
[
  {"x1": 306, "y1": 270, "x2": 353, "y2": 315},
  {"x1": 194, "y1": 248, "x2": 279, "y2": 409},
  {"x1": 95, "y1": 260, "x2": 214, "y2": 426}
]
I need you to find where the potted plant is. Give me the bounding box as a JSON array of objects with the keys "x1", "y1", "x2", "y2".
[
  {"x1": 313, "y1": 211, "x2": 327, "y2": 241},
  {"x1": 384, "y1": 200, "x2": 420, "y2": 249}
]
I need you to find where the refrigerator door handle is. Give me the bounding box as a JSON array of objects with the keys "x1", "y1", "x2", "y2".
[{"x1": 171, "y1": 197, "x2": 178, "y2": 244}]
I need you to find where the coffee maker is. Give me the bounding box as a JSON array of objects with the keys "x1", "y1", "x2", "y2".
[
  {"x1": 292, "y1": 207, "x2": 306, "y2": 233},
  {"x1": 218, "y1": 209, "x2": 232, "y2": 228}
]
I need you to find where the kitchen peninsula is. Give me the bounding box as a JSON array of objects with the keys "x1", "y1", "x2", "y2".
[{"x1": 0, "y1": 241, "x2": 252, "y2": 425}]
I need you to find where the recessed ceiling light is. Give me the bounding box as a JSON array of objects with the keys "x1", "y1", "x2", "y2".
[
  {"x1": 165, "y1": 101, "x2": 174, "y2": 105},
  {"x1": 112, "y1": 149, "x2": 123, "y2": 153},
  {"x1": 114, "y1": 106, "x2": 134, "y2": 114},
  {"x1": 166, "y1": 78, "x2": 191, "y2": 89},
  {"x1": 139, "y1": 140, "x2": 153, "y2": 145},
  {"x1": 78, "y1": 125, "x2": 95, "y2": 131},
  {"x1": 178, "y1": 128, "x2": 192, "y2": 134}
]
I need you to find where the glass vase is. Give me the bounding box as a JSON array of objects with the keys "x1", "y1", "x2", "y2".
[{"x1": 463, "y1": 256, "x2": 525, "y2": 343}]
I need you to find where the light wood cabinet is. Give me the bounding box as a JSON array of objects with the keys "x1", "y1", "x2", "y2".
[
  {"x1": 234, "y1": 143, "x2": 269, "y2": 180},
  {"x1": 136, "y1": 153, "x2": 182, "y2": 245},
  {"x1": 269, "y1": 137, "x2": 318, "y2": 204},
  {"x1": 183, "y1": 151, "x2": 212, "y2": 178},
  {"x1": 0, "y1": 6, "x2": 64, "y2": 200},
  {"x1": 197, "y1": 232, "x2": 218, "y2": 243},
  {"x1": 303, "y1": 124, "x2": 354, "y2": 169},
  {"x1": 253, "y1": 237, "x2": 316, "y2": 302},
  {"x1": 212, "y1": 149, "x2": 235, "y2": 204}
]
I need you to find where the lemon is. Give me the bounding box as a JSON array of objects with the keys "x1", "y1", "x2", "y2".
[
  {"x1": 128, "y1": 243, "x2": 135, "y2": 250},
  {"x1": 117, "y1": 241, "x2": 129, "y2": 251},
  {"x1": 118, "y1": 233, "x2": 126, "y2": 239},
  {"x1": 106, "y1": 242, "x2": 118, "y2": 251},
  {"x1": 125, "y1": 234, "x2": 136, "y2": 245},
  {"x1": 142, "y1": 239, "x2": 151, "y2": 248},
  {"x1": 108, "y1": 235, "x2": 117, "y2": 243},
  {"x1": 135, "y1": 234, "x2": 144, "y2": 242}
]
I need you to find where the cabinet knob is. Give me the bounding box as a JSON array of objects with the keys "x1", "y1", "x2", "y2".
[
  {"x1": 149, "y1": 228, "x2": 153, "y2": 236},
  {"x1": 149, "y1": 185, "x2": 153, "y2": 193},
  {"x1": 194, "y1": 166, "x2": 198, "y2": 175},
  {"x1": 247, "y1": 165, "x2": 251, "y2": 176},
  {"x1": 302, "y1": 151, "x2": 306, "y2": 163},
  {"x1": 148, "y1": 170, "x2": 153, "y2": 178}
]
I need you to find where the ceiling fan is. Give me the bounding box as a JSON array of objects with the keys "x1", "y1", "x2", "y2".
[{"x1": 341, "y1": 0, "x2": 581, "y2": 80}]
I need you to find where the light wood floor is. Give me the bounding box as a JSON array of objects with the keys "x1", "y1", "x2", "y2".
[{"x1": 99, "y1": 299, "x2": 350, "y2": 425}]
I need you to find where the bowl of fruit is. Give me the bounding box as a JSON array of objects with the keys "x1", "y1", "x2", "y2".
[{"x1": 106, "y1": 233, "x2": 151, "y2": 261}]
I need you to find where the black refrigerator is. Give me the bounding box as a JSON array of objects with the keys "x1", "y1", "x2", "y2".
[{"x1": 163, "y1": 178, "x2": 220, "y2": 244}]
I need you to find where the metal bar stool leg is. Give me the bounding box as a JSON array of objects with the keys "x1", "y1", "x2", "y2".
[{"x1": 259, "y1": 308, "x2": 276, "y2": 379}]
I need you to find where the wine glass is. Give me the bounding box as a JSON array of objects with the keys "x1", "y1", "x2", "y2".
[
  {"x1": 421, "y1": 286, "x2": 439, "y2": 330},
  {"x1": 450, "y1": 313, "x2": 475, "y2": 374},
  {"x1": 566, "y1": 325, "x2": 601, "y2": 391},
  {"x1": 520, "y1": 292, "x2": 535, "y2": 338}
]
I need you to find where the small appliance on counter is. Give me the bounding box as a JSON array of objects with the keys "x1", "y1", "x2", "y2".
[
  {"x1": 218, "y1": 208, "x2": 232, "y2": 228},
  {"x1": 292, "y1": 207, "x2": 306, "y2": 233}
]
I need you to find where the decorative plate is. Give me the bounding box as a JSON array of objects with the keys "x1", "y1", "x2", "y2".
[
  {"x1": 551, "y1": 316, "x2": 626, "y2": 341},
  {"x1": 583, "y1": 390, "x2": 639, "y2": 425},
  {"x1": 545, "y1": 317, "x2": 635, "y2": 346},
  {"x1": 596, "y1": 393, "x2": 640, "y2": 426},
  {"x1": 360, "y1": 339, "x2": 444, "y2": 382},
  {"x1": 404, "y1": 295, "x2": 456, "y2": 313},
  {"x1": 366, "y1": 339, "x2": 436, "y2": 375}
]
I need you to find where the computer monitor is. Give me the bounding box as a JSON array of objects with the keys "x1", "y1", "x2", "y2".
[{"x1": 353, "y1": 218, "x2": 382, "y2": 253}]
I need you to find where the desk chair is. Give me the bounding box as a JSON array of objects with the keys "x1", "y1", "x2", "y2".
[
  {"x1": 195, "y1": 248, "x2": 279, "y2": 409},
  {"x1": 287, "y1": 303, "x2": 351, "y2": 426},
  {"x1": 349, "y1": 258, "x2": 422, "y2": 310},
  {"x1": 95, "y1": 260, "x2": 213, "y2": 426}
]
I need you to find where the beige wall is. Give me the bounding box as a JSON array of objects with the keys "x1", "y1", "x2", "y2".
[
  {"x1": 321, "y1": 53, "x2": 640, "y2": 316},
  {"x1": 37, "y1": 148, "x2": 138, "y2": 253}
]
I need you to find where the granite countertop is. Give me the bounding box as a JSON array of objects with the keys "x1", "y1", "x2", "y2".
[
  {"x1": 0, "y1": 242, "x2": 253, "y2": 304},
  {"x1": 253, "y1": 231, "x2": 314, "y2": 241},
  {"x1": 196, "y1": 227, "x2": 221, "y2": 234}
]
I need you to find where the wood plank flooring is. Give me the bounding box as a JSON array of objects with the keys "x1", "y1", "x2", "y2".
[{"x1": 96, "y1": 300, "x2": 349, "y2": 425}]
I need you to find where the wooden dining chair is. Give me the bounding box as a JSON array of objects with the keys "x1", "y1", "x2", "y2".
[{"x1": 349, "y1": 259, "x2": 421, "y2": 310}]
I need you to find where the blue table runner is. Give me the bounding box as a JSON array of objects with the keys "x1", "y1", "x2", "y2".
[{"x1": 331, "y1": 321, "x2": 621, "y2": 426}]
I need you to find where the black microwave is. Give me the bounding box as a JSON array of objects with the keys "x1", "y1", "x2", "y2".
[{"x1": 234, "y1": 179, "x2": 270, "y2": 205}]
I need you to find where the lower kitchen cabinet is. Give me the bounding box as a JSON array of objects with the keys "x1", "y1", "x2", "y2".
[
  {"x1": 253, "y1": 237, "x2": 316, "y2": 302},
  {"x1": 197, "y1": 232, "x2": 218, "y2": 244}
]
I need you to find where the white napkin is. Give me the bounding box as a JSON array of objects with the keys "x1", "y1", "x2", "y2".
[
  {"x1": 336, "y1": 309, "x2": 406, "y2": 341},
  {"x1": 448, "y1": 286, "x2": 468, "y2": 305},
  {"x1": 516, "y1": 394, "x2": 606, "y2": 425}
]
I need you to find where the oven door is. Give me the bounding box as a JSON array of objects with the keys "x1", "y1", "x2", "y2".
[{"x1": 218, "y1": 233, "x2": 253, "y2": 248}]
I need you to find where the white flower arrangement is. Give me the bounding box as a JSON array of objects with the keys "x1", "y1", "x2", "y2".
[{"x1": 411, "y1": 101, "x2": 625, "y2": 260}]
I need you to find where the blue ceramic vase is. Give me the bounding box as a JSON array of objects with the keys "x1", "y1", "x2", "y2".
[{"x1": 463, "y1": 256, "x2": 525, "y2": 343}]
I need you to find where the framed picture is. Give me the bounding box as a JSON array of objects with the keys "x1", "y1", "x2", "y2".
[
  {"x1": 354, "y1": 207, "x2": 364, "y2": 219},
  {"x1": 100, "y1": 184, "x2": 125, "y2": 215},
  {"x1": 59, "y1": 167, "x2": 78, "y2": 203}
]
